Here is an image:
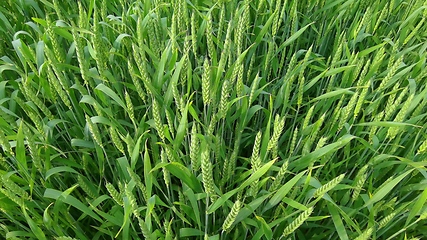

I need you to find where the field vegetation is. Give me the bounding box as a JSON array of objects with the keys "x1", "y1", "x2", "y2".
[{"x1": 0, "y1": 0, "x2": 427, "y2": 239}]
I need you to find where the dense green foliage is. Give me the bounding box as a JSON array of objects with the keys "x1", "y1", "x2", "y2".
[{"x1": 1, "y1": 0, "x2": 427, "y2": 239}]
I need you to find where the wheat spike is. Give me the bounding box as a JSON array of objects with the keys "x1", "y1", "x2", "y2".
[
  {"x1": 0, "y1": 127, "x2": 13, "y2": 156},
  {"x1": 224, "y1": 140, "x2": 240, "y2": 183},
  {"x1": 236, "y1": 63, "x2": 244, "y2": 97},
  {"x1": 387, "y1": 93, "x2": 414, "y2": 139},
  {"x1": 77, "y1": 175, "x2": 96, "y2": 199},
  {"x1": 354, "y1": 227, "x2": 373, "y2": 240},
  {"x1": 201, "y1": 148, "x2": 215, "y2": 196},
  {"x1": 109, "y1": 127, "x2": 125, "y2": 154},
  {"x1": 23, "y1": 81, "x2": 54, "y2": 120},
  {"x1": 385, "y1": 87, "x2": 408, "y2": 120},
  {"x1": 217, "y1": 4, "x2": 226, "y2": 41},
  {"x1": 22, "y1": 125, "x2": 42, "y2": 172},
  {"x1": 125, "y1": 91, "x2": 135, "y2": 122},
  {"x1": 127, "y1": 59, "x2": 147, "y2": 103},
  {"x1": 272, "y1": 0, "x2": 283, "y2": 36},
  {"x1": 1, "y1": 175, "x2": 29, "y2": 200},
  {"x1": 202, "y1": 58, "x2": 211, "y2": 106},
  {"x1": 302, "y1": 105, "x2": 315, "y2": 130},
  {"x1": 92, "y1": 9, "x2": 107, "y2": 74},
  {"x1": 282, "y1": 207, "x2": 314, "y2": 237},
  {"x1": 219, "y1": 80, "x2": 230, "y2": 119},
  {"x1": 270, "y1": 160, "x2": 289, "y2": 192},
  {"x1": 71, "y1": 27, "x2": 91, "y2": 88},
  {"x1": 47, "y1": 65, "x2": 72, "y2": 109},
  {"x1": 251, "y1": 131, "x2": 262, "y2": 163},
  {"x1": 352, "y1": 165, "x2": 369, "y2": 200},
  {"x1": 289, "y1": 127, "x2": 299, "y2": 156},
  {"x1": 297, "y1": 75, "x2": 306, "y2": 108},
  {"x1": 77, "y1": 1, "x2": 87, "y2": 29},
  {"x1": 125, "y1": 184, "x2": 140, "y2": 218},
  {"x1": 222, "y1": 200, "x2": 242, "y2": 231},
  {"x1": 378, "y1": 211, "x2": 397, "y2": 229},
  {"x1": 373, "y1": 3, "x2": 389, "y2": 33},
  {"x1": 106, "y1": 182, "x2": 123, "y2": 206},
  {"x1": 379, "y1": 55, "x2": 404, "y2": 91},
  {"x1": 404, "y1": 18, "x2": 425, "y2": 45},
  {"x1": 52, "y1": 0, "x2": 63, "y2": 20},
  {"x1": 268, "y1": 115, "x2": 285, "y2": 151},
  {"x1": 354, "y1": 81, "x2": 370, "y2": 120},
  {"x1": 218, "y1": 18, "x2": 233, "y2": 76},
  {"x1": 249, "y1": 152, "x2": 261, "y2": 196},
  {"x1": 313, "y1": 174, "x2": 345, "y2": 198},
  {"x1": 417, "y1": 139, "x2": 427, "y2": 155},
  {"x1": 0, "y1": 187, "x2": 24, "y2": 207},
  {"x1": 127, "y1": 167, "x2": 148, "y2": 202},
  {"x1": 160, "y1": 150, "x2": 171, "y2": 188},
  {"x1": 138, "y1": 217, "x2": 152, "y2": 240},
  {"x1": 206, "y1": 12, "x2": 215, "y2": 60},
  {"x1": 190, "y1": 123, "x2": 200, "y2": 172},
  {"x1": 338, "y1": 92, "x2": 359, "y2": 131},
  {"x1": 191, "y1": 11, "x2": 198, "y2": 58},
  {"x1": 152, "y1": 98, "x2": 165, "y2": 141},
  {"x1": 85, "y1": 115, "x2": 103, "y2": 147},
  {"x1": 165, "y1": 110, "x2": 175, "y2": 138},
  {"x1": 46, "y1": 16, "x2": 65, "y2": 64}
]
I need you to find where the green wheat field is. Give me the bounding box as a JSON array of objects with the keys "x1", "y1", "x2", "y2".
[{"x1": 1, "y1": 0, "x2": 427, "y2": 239}]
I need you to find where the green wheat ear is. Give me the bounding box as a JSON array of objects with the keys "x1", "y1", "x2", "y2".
[
  {"x1": 222, "y1": 200, "x2": 242, "y2": 232},
  {"x1": 354, "y1": 227, "x2": 374, "y2": 240},
  {"x1": 313, "y1": 174, "x2": 345, "y2": 198},
  {"x1": 282, "y1": 207, "x2": 314, "y2": 238},
  {"x1": 201, "y1": 148, "x2": 215, "y2": 196}
]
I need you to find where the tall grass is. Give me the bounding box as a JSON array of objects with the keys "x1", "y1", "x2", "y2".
[{"x1": 0, "y1": 0, "x2": 427, "y2": 239}]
